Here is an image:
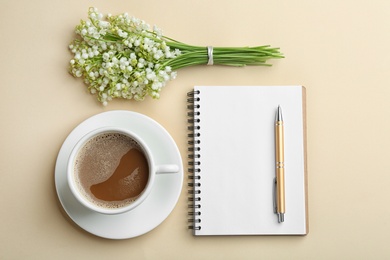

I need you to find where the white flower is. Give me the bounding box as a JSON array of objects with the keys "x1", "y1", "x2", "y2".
[
  {"x1": 88, "y1": 27, "x2": 95, "y2": 34},
  {"x1": 170, "y1": 71, "x2": 177, "y2": 79},
  {"x1": 151, "y1": 82, "x2": 162, "y2": 90},
  {"x1": 154, "y1": 92, "x2": 160, "y2": 99},
  {"x1": 102, "y1": 53, "x2": 110, "y2": 61},
  {"x1": 69, "y1": 7, "x2": 182, "y2": 105},
  {"x1": 153, "y1": 25, "x2": 162, "y2": 37},
  {"x1": 146, "y1": 72, "x2": 156, "y2": 80},
  {"x1": 99, "y1": 21, "x2": 109, "y2": 28}
]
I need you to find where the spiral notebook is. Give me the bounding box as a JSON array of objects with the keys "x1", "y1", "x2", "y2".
[{"x1": 187, "y1": 86, "x2": 308, "y2": 236}]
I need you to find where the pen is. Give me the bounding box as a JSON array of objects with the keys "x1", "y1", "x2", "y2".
[{"x1": 275, "y1": 105, "x2": 285, "y2": 223}]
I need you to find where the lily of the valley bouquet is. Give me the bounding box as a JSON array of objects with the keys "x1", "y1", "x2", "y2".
[{"x1": 69, "y1": 7, "x2": 283, "y2": 105}]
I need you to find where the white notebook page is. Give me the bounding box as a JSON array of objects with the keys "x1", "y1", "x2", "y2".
[{"x1": 192, "y1": 86, "x2": 307, "y2": 235}]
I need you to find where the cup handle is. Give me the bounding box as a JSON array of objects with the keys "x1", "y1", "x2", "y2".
[{"x1": 156, "y1": 164, "x2": 179, "y2": 174}]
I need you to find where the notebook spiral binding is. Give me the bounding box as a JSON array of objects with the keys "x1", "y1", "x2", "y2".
[{"x1": 187, "y1": 90, "x2": 202, "y2": 231}]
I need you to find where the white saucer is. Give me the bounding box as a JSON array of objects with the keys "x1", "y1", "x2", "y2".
[{"x1": 54, "y1": 111, "x2": 183, "y2": 239}]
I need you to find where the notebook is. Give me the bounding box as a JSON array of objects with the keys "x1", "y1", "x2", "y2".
[{"x1": 187, "y1": 86, "x2": 308, "y2": 236}]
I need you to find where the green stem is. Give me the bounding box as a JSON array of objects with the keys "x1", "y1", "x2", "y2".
[{"x1": 164, "y1": 43, "x2": 283, "y2": 70}]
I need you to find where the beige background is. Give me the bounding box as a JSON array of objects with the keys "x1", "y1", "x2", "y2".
[{"x1": 1, "y1": 0, "x2": 389, "y2": 259}]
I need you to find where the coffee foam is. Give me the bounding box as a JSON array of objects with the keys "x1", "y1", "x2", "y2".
[{"x1": 73, "y1": 132, "x2": 146, "y2": 209}]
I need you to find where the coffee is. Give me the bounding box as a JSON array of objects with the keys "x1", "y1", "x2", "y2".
[{"x1": 73, "y1": 132, "x2": 149, "y2": 209}]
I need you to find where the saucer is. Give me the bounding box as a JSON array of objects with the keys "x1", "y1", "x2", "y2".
[{"x1": 54, "y1": 111, "x2": 183, "y2": 239}]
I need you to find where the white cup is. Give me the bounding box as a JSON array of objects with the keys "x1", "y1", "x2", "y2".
[{"x1": 67, "y1": 126, "x2": 179, "y2": 215}]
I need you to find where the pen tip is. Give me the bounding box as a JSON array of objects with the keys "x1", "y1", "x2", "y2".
[{"x1": 276, "y1": 105, "x2": 283, "y2": 121}]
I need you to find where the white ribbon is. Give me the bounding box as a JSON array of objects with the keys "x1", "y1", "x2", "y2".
[{"x1": 207, "y1": 46, "x2": 214, "y2": 65}]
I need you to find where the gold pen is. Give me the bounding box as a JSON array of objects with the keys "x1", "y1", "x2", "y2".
[{"x1": 275, "y1": 105, "x2": 285, "y2": 223}]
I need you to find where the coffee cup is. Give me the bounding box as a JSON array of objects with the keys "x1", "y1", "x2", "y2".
[{"x1": 67, "y1": 126, "x2": 179, "y2": 215}]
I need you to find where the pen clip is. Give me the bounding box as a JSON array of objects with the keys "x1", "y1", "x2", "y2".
[{"x1": 273, "y1": 177, "x2": 277, "y2": 214}]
